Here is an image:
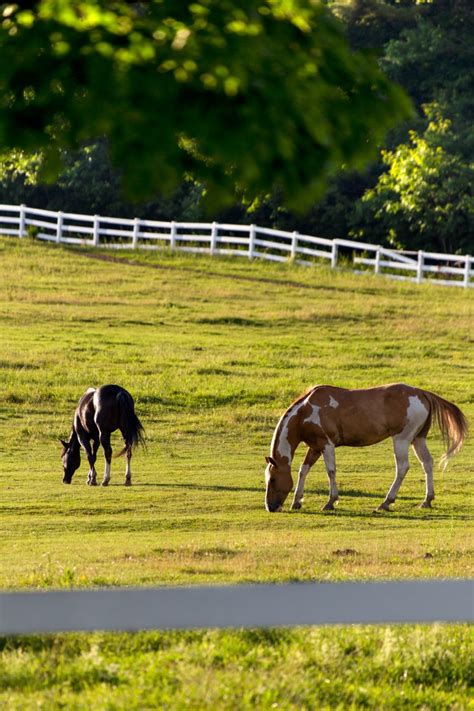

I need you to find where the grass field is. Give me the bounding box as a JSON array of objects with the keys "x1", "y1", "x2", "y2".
[{"x1": 1, "y1": 237, "x2": 473, "y2": 708}]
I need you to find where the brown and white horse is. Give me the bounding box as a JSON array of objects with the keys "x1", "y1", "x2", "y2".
[{"x1": 264, "y1": 383, "x2": 467, "y2": 512}]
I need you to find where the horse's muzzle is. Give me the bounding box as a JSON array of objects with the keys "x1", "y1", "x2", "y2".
[{"x1": 266, "y1": 503, "x2": 283, "y2": 513}]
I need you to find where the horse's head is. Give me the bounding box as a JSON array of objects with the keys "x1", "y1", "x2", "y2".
[
  {"x1": 264, "y1": 456, "x2": 293, "y2": 512},
  {"x1": 60, "y1": 438, "x2": 81, "y2": 484}
]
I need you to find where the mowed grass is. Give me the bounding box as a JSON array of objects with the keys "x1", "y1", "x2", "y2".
[
  {"x1": 1, "y1": 238, "x2": 473, "y2": 587},
  {"x1": 1, "y1": 237, "x2": 473, "y2": 709}
]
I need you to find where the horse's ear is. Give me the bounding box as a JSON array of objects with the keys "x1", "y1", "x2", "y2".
[
  {"x1": 265, "y1": 456, "x2": 277, "y2": 467},
  {"x1": 60, "y1": 438, "x2": 69, "y2": 449}
]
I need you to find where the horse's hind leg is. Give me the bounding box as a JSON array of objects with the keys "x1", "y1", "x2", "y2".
[
  {"x1": 378, "y1": 435, "x2": 410, "y2": 511},
  {"x1": 412, "y1": 437, "x2": 434, "y2": 508},
  {"x1": 125, "y1": 446, "x2": 132, "y2": 487},
  {"x1": 322, "y1": 443, "x2": 338, "y2": 511},
  {"x1": 99, "y1": 432, "x2": 112, "y2": 487},
  {"x1": 291, "y1": 448, "x2": 320, "y2": 510}
]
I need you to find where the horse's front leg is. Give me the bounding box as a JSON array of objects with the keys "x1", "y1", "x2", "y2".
[
  {"x1": 291, "y1": 448, "x2": 321, "y2": 510},
  {"x1": 322, "y1": 443, "x2": 338, "y2": 511},
  {"x1": 77, "y1": 434, "x2": 98, "y2": 486},
  {"x1": 87, "y1": 437, "x2": 100, "y2": 486},
  {"x1": 99, "y1": 432, "x2": 112, "y2": 486}
]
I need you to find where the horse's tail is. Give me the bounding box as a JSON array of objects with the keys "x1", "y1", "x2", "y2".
[
  {"x1": 115, "y1": 390, "x2": 146, "y2": 457},
  {"x1": 422, "y1": 390, "x2": 468, "y2": 468}
]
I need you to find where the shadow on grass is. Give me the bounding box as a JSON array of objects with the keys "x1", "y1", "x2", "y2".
[
  {"x1": 305, "y1": 487, "x2": 383, "y2": 500},
  {"x1": 74, "y1": 249, "x2": 347, "y2": 294},
  {"x1": 136, "y1": 484, "x2": 389, "y2": 498},
  {"x1": 0, "y1": 360, "x2": 40, "y2": 370},
  {"x1": 292, "y1": 507, "x2": 470, "y2": 521},
  {"x1": 138, "y1": 482, "x2": 261, "y2": 493}
]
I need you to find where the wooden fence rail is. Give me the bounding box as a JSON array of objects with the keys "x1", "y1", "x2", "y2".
[
  {"x1": 1, "y1": 580, "x2": 472, "y2": 635},
  {"x1": 1, "y1": 203, "x2": 472, "y2": 288}
]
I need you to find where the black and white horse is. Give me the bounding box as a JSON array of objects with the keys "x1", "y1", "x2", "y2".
[{"x1": 60, "y1": 385, "x2": 145, "y2": 486}]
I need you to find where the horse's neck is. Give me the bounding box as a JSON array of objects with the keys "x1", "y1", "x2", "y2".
[
  {"x1": 271, "y1": 408, "x2": 302, "y2": 465},
  {"x1": 69, "y1": 429, "x2": 80, "y2": 449}
]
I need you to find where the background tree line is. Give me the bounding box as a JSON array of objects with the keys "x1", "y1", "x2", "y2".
[{"x1": 0, "y1": 0, "x2": 472, "y2": 253}]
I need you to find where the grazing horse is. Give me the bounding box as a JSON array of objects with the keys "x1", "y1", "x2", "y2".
[
  {"x1": 60, "y1": 384, "x2": 145, "y2": 486},
  {"x1": 264, "y1": 383, "x2": 467, "y2": 513}
]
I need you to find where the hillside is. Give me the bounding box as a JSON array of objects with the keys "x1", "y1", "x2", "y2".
[
  {"x1": 1, "y1": 237, "x2": 472, "y2": 588},
  {"x1": 1, "y1": 237, "x2": 473, "y2": 709}
]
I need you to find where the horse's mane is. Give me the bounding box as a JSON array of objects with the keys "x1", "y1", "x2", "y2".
[
  {"x1": 288, "y1": 385, "x2": 320, "y2": 409},
  {"x1": 271, "y1": 386, "x2": 320, "y2": 456}
]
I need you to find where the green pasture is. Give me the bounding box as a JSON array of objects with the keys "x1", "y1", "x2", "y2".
[{"x1": 1, "y1": 237, "x2": 473, "y2": 709}]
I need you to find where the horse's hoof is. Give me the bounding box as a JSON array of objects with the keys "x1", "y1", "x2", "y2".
[
  {"x1": 101, "y1": 481, "x2": 109, "y2": 487},
  {"x1": 322, "y1": 502, "x2": 335, "y2": 511},
  {"x1": 377, "y1": 502, "x2": 392, "y2": 512},
  {"x1": 89, "y1": 480, "x2": 97, "y2": 487},
  {"x1": 290, "y1": 501, "x2": 302, "y2": 510},
  {"x1": 419, "y1": 500, "x2": 432, "y2": 509},
  {"x1": 124, "y1": 480, "x2": 132, "y2": 487}
]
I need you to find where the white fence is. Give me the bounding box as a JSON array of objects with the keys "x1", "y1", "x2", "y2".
[
  {"x1": 1, "y1": 203, "x2": 472, "y2": 288},
  {"x1": 1, "y1": 580, "x2": 472, "y2": 635}
]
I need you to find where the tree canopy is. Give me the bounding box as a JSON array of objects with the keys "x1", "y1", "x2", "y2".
[
  {"x1": 359, "y1": 108, "x2": 473, "y2": 254},
  {"x1": 357, "y1": 0, "x2": 474, "y2": 252},
  {"x1": 0, "y1": 0, "x2": 411, "y2": 208}
]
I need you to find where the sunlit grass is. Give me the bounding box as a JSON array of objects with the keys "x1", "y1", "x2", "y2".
[{"x1": 1, "y1": 237, "x2": 472, "y2": 588}]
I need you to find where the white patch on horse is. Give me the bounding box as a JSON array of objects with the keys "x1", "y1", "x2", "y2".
[
  {"x1": 329, "y1": 396, "x2": 339, "y2": 409},
  {"x1": 85, "y1": 387, "x2": 96, "y2": 395},
  {"x1": 92, "y1": 390, "x2": 102, "y2": 410},
  {"x1": 403, "y1": 395, "x2": 429, "y2": 439},
  {"x1": 303, "y1": 402, "x2": 321, "y2": 427},
  {"x1": 102, "y1": 460, "x2": 111, "y2": 486},
  {"x1": 273, "y1": 401, "x2": 304, "y2": 462},
  {"x1": 265, "y1": 464, "x2": 272, "y2": 484}
]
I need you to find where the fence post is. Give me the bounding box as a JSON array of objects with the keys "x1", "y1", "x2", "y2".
[
  {"x1": 92, "y1": 215, "x2": 100, "y2": 246},
  {"x1": 374, "y1": 248, "x2": 381, "y2": 275},
  {"x1": 291, "y1": 231, "x2": 298, "y2": 261},
  {"x1": 18, "y1": 204, "x2": 26, "y2": 238},
  {"x1": 249, "y1": 224, "x2": 256, "y2": 259},
  {"x1": 56, "y1": 211, "x2": 63, "y2": 243},
  {"x1": 331, "y1": 240, "x2": 338, "y2": 269},
  {"x1": 416, "y1": 250, "x2": 424, "y2": 284},
  {"x1": 210, "y1": 221, "x2": 218, "y2": 256},
  {"x1": 132, "y1": 217, "x2": 140, "y2": 249},
  {"x1": 170, "y1": 221, "x2": 177, "y2": 250},
  {"x1": 463, "y1": 255, "x2": 471, "y2": 288}
]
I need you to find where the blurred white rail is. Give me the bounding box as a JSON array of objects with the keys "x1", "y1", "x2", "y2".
[
  {"x1": 1, "y1": 580, "x2": 472, "y2": 635},
  {"x1": 1, "y1": 203, "x2": 472, "y2": 287}
]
